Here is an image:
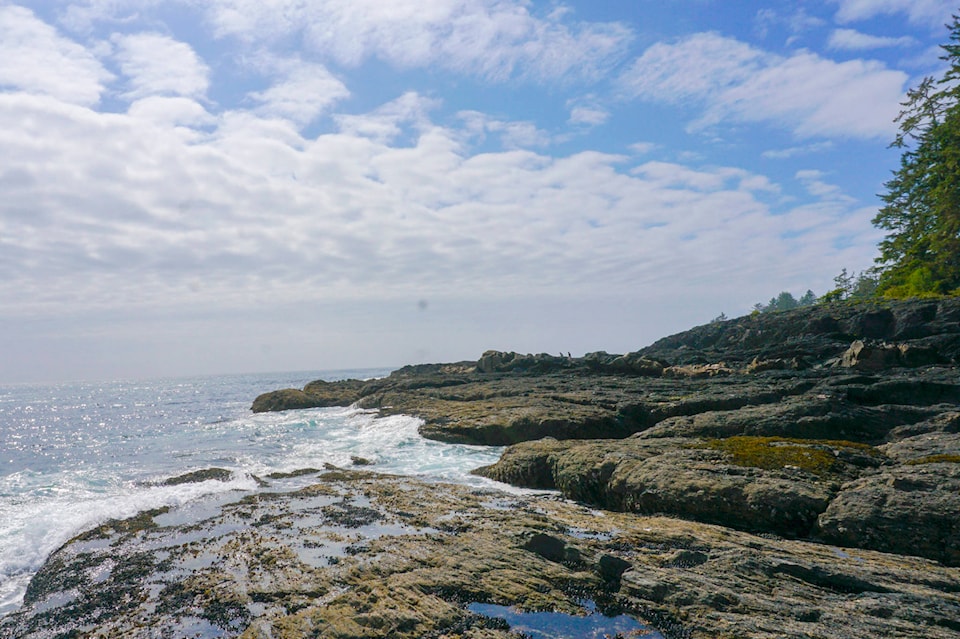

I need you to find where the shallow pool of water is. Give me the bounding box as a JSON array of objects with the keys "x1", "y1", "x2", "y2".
[{"x1": 467, "y1": 601, "x2": 662, "y2": 638}]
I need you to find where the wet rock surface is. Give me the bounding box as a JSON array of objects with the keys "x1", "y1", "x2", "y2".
[{"x1": 3, "y1": 470, "x2": 959, "y2": 639}]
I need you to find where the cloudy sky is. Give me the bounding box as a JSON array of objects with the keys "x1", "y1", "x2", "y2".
[{"x1": 0, "y1": 0, "x2": 955, "y2": 383}]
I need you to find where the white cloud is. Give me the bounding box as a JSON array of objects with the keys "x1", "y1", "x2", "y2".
[
  {"x1": 620, "y1": 32, "x2": 908, "y2": 139},
  {"x1": 127, "y1": 96, "x2": 215, "y2": 129},
  {"x1": 900, "y1": 44, "x2": 948, "y2": 70},
  {"x1": 762, "y1": 141, "x2": 834, "y2": 159},
  {"x1": 458, "y1": 111, "x2": 551, "y2": 149},
  {"x1": 628, "y1": 142, "x2": 658, "y2": 155},
  {"x1": 622, "y1": 33, "x2": 761, "y2": 102},
  {"x1": 201, "y1": 0, "x2": 632, "y2": 82},
  {"x1": 828, "y1": 28, "x2": 917, "y2": 50},
  {"x1": 631, "y1": 161, "x2": 779, "y2": 194},
  {"x1": 335, "y1": 92, "x2": 441, "y2": 142},
  {"x1": 832, "y1": 0, "x2": 957, "y2": 27},
  {"x1": 247, "y1": 57, "x2": 350, "y2": 126},
  {"x1": 0, "y1": 5, "x2": 111, "y2": 106},
  {"x1": 0, "y1": 88, "x2": 875, "y2": 320},
  {"x1": 568, "y1": 105, "x2": 609, "y2": 127},
  {"x1": 796, "y1": 169, "x2": 855, "y2": 202},
  {"x1": 0, "y1": 3, "x2": 894, "y2": 381},
  {"x1": 58, "y1": 0, "x2": 166, "y2": 33},
  {"x1": 755, "y1": 7, "x2": 827, "y2": 40},
  {"x1": 112, "y1": 32, "x2": 209, "y2": 99}
]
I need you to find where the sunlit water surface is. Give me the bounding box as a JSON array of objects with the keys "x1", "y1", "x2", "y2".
[{"x1": 0, "y1": 370, "x2": 507, "y2": 616}]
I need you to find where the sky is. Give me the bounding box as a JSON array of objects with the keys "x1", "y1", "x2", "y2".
[{"x1": 0, "y1": 0, "x2": 956, "y2": 383}]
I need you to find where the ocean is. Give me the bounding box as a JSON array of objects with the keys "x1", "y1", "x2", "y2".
[{"x1": 0, "y1": 369, "x2": 507, "y2": 617}]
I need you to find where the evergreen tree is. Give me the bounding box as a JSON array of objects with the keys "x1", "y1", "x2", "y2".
[
  {"x1": 834, "y1": 268, "x2": 854, "y2": 298},
  {"x1": 820, "y1": 268, "x2": 853, "y2": 302},
  {"x1": 754, "y1": 291, "x2": 800, "y2": 313},
  {"x1": 772, "y1": 291, "x2": 799, "y2": 311},
  {"x1": 873, "y1": 16, "x2": 960, "y2": 297},
  {"x1": 850, "y1": 271, "x2": 880, "y2": 299}
]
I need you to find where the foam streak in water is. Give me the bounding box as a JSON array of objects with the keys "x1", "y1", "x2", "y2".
[{"x1": 0, "y1": 371, "x2": 509, "y2": 616}]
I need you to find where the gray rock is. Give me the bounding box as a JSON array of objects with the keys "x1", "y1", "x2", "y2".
[
  {"x1": 817, "y1": 462, "x2": 960, "y2": 566},
  {"x1": 841, "y1": 340, "x2": 901, "y2": 370}
]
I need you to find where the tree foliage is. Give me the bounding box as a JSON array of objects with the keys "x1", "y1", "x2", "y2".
[
  {"x1": 753, "y1": 289, "x2": 818, "y2": 313},
  {"x1": 873, "y1": 15, "x2": 960, "y2": 297},
  {"x1": 820, "y1": 268, "x2": 879, "y2": 302}
]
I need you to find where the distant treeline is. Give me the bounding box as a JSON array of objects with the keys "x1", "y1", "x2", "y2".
[
  {"x1": 710, "y1": 269, "x2": 881, "y2": 323},
  {"x1": 753, "y1": 268, "x2": 880, "y2": 314}
]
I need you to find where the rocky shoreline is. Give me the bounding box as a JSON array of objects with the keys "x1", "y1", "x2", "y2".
[{"x1": 4, "y1": 298, "x2": 960, "y2": 638}]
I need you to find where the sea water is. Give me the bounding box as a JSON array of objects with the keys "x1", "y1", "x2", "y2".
[{"x1": 0, "y1": 370, "x2": 507, "y2": 616}]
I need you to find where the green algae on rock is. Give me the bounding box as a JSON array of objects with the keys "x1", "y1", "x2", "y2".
[{"x1": 692, "y1": 436, "x2": 884, "y2": 476}]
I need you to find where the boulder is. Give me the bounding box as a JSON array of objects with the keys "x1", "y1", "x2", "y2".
[
  {"x1": 606, "y1": 352, "x2": 665, "y2": 376},
  {"x1": 251, "y1": 388, "x2": 324, "y2": 413},
  {"x1": 636, "y1": 395, "x2": 933, "y2": 443},
  {"x1": 251, "y1": 380, "x2": 367, "y2": 413},
  {"x1": 477, "y1": 350, "x2": 516, "y2": 373},
  {"x1": 662, "y1": 363, "x2": 733, "y2": 378},
  {"x1": 816, "y1": 462, "x2": 960, "y2": 566},
  {"x1": 896, "y1": 342, "x2": 944, "y2": 367},
  {"x1": 604, "y1": 447, "x2": 836, "y2": 537},
  {"x1": 840, "y1": 339, "x2": 944, "y2": 371},
  {"x1": 841, "y1": 340, "x2": 901, "y2": 371},
  {"x1": 746, "y1": 356, "x2": 806, "y2": 373}
]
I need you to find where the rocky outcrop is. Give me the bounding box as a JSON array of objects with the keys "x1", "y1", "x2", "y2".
[
  {"x1": 251, "y1": 379, "x2": 368, "y2": 413},
  {"x1": 815, "y1": 460, "x2": 960, "y2": 566},
  {"x1": 812, "y1": 430, "x2": 960, "y2": 566},
  {"x1": 474, "y1": 391, "x2": 960, "y2": 564},
  {"x1": 246, "y1": 298, "x2": 960, "y2": 566},
  {"x1": 840, "y1": 339, "x2": 945, "y2": 370},
  {"x1": 253, "y1": 299, "x2": 960, "y2": 446},
  {"x1": 475, "y1": 435, "x2": 884, "y2": 539},
  {"x1": 4, "y1": 470, "x2": 959, "y2": 639},
  {"x1": 638, "y1": 298, "x2": 960, "y2": 365}
]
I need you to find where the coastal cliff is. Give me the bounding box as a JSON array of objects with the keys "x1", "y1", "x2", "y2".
[{"x1": 4, "y1": 298, "x2": 960, "y2": 639}]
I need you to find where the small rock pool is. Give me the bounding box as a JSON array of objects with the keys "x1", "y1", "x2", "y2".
[{"x1": 467, "y1": 600, "x2": 663, "y2": 638}]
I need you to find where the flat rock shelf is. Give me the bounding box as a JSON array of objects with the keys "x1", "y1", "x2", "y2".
[{"x1": 3, "y1": 469, "x2": 959, "y2": 639}]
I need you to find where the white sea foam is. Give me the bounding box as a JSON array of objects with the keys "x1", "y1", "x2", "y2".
[
  {"x1": 0, "y1": 470, "x2": 260, "y2": 615},
  {"x1": 0, "y1": 372, "x2": 511, "y2": 615}
]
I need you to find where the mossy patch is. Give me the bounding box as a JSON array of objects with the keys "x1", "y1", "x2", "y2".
[
  {"x1": 266, "y1": 467, "x2": 322, "y2": 479},
  {"x1": 71, "y1": 507, "x2": 170, "y2": 542},
  {"x1": 162, "y1": 467, "x2": 232, "y2": 485},
  {"x1": 906, "y1": 454, "x2": 960, "y2": 465},
  {"x1": 694, "y1": 437, "x2": 879, "y2": 476}
]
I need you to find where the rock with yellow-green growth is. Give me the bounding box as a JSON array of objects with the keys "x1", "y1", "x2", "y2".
[{"x1": 476, "y1": 435, "x2": 888, "y2": 538}]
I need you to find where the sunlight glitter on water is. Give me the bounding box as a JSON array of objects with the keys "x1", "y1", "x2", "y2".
[{"x1": 0, "y1": 372, "x2": 509, "y2": 616}]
